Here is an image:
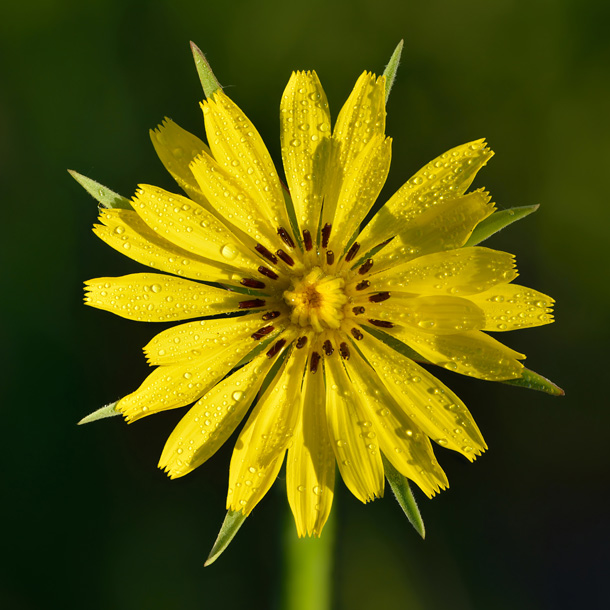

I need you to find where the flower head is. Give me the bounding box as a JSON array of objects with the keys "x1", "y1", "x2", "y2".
[{"x1": 83, "y1": 54, "x2": 554, "y2": 538}]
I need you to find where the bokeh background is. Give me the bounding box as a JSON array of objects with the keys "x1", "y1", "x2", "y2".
[{"x1": 2, "y1": 0, "x2": 608, "y2": 608}]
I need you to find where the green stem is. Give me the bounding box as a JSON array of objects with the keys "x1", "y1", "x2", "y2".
[{"x1": 282, "y1": 502, "x2": 336, "y2": 610}]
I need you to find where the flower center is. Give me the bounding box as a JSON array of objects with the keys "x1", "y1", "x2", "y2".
[{"x1": 283, "y1": 267, "x2": 348, "y2": 333}]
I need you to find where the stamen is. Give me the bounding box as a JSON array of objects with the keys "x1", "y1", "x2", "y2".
[
  {"x1": 339, "y1": 342, "x2": 350, "y2": 360},
  {"x1": 368, "y1": 319, "x2": 394, "y2": 328},
  {"x1": 296, "y1": 336, "x2": 308, "y2": 349},
  {"x1": 276, "y1": 249, "x2": 294, "y2": 266},
  {"x1": 262, "y1": 310, "x2": 281, "y2": 321},
  {"x1": 302, "y1": 229, "x2": 313, "y2": 251},
  {"x1": 277, "y1": 227, "x2": 295, "y2": 249},
  {"x1": 378, "y1": 237, "x2": 394, "y2": 249},
  {"x1": 352, "y1": 306, "x2": 365, "y2": 315},
  {"x1": 326, "y1": 250, "x2": 335, "y2": 265},
  {"x1": 345, "y1": 242, "x2": 360, "y2": 262},
  {"x1": 239, "y1": 299, "x2": 266, "y2": 309},
  {"x1": 258, "y1": 266, "x2": 279, "y2": 280},
  {"x1": 310, "y1": 351, "x2": 321, "y2": 373},
  {"x1": 241, "y1": 278, "x2": 266, "y2": 289},
  {"x1": 355, "y1": 280, "x2": 370, "y2": 291},
  {"x1": 255, "y1": 243, "x2": 278, "y2": 264},
  {"x1": 351, "y1": 327, "x2": 363, "y2": 340},
  {"x1": 358, "y1": 259, "x2": 373, "y2": 275},
  {"x1": 251, "y1": 325, "x2": 274, "y2": 340},
  {"x1": 266, "y1": 338, "x2": 286, "y2": 358},
  {"x1": 323, "y1": 340, "x2": 334, "y2": 356},
  {"x1": 321, "y1": 223, "x2": 332, "y2": 248},
  {"x1": 369, "y1": 292, "x2": 390, "y2": 303}
]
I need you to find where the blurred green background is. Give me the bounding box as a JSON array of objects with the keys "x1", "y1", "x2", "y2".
[{"x1": 2, "y1": 0, "x2": 608, "y2": 608}]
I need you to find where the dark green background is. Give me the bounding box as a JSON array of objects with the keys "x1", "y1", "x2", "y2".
[{"x1": 2, "y1": 0, "x2": 607, "y2": 608}]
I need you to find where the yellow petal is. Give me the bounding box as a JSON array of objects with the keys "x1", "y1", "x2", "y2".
[
  {"x1": 325, "y1": 355, "x2": 384, "y2": 503},
  {"x1": 323, "y1": 72, "x2": 386, "y2": 229},
  {"x1": 357, "y1": 332, "x2": 487, "y2": 460},
  {"x1": 468, "y1": 284, "x2": 554, "y2": 331},
  {"x1": 202, "y1": 91, "x2": 296, "y2": 244},
  {"x1": 387, "y1": 327, "x2": 525, "y2": 380},
  {"x1": 158, "y1": 352, "x2": 275, "y2": 478},
  {"x1": 366, "y1": 247, "x2": 517, "y2": 297},
  {"x1": 132, "y1": 185, "x2": 260, "y2": 275},
  {"x1": 189, "y1": 150, "x2": 281, "y2": 252},
  {"x1": 84, "y1": 273, "x2": 250, "y2": 322},
  {"x1": 344, "y1": 351, "x2": 448, "y2": 497},
  {"x1": 117, "y1": 338, "x2": 254, "y2": 422},
  {"x1": 365, "y1": 295, "x2": 485, "y2": 334},
  {"x1": 228, "y1": 343, "x2": 307, "y2": 514},
  {"x1": 286, "y1": 358, "x2": 335, "y2": 537},
  {"x1": 144, "y1": 312, "x2": 283, "y2": 365},
  {"x1": 365, "y1": 190, "x2": 495, "y2": 273},
  {"x1": 329, "y1": 135, "x2": 392, "y2": 258},
  {"x1": 150, "y1": 118, "x2": 211, "y2": 205},
  {"x1": 280, "y1": 71, "x2": 331, "y2": 236},
  {"x1": 357, "y1": 139, "x2": 493, "y2": 254},
  {"x1": 93, "y1": 208, "x2": 245, "y2": 287}
]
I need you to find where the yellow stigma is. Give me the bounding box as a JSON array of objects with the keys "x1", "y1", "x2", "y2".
[{"x1": 283, "y1": 267, "x2": 348, "y2": 332}]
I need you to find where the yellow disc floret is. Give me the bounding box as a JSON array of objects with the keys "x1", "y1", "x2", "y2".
[{"x1": 283, "y1": 267, "x2": 348, "y2": 332}]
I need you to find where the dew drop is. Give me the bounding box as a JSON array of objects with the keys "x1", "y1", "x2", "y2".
[{"x1": 220, "y1": 244, "x2": 238, "y2": 260}]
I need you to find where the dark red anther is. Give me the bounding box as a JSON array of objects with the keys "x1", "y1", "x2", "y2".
[
  {"x1": 368, "y1": 319, "x2": 394, "y2": 328},
  {"x1": 266, "y1": 338, "x2": 286, "y2": 358},
  {"x1": 251, "y1": 325, "x2": 274, "y2": 340},
  {"x1": 321, "y1": 223, "x2": 332, "y2": 248},
  {"x1": 302, "y1": 229, "x2": 313, "y2": 251},
  {"x1": 345, "y1": 242, "x2": 360, "y2": 262},
  {"x1": 276, "y1": 249, "x2": 294, "y2": 266},
  {"x1": 296, "y1": 336, "x2": 308, "y2": 349},
  {"x1": 239, "y1": 299, "x2": 266, "y2": 309},
  {"x1": 358, "y1": 259, "x2": 374, "y2": 275},
  {"x1": 255, "y1": 243, "x2": 278, "y2": 264},
  {"x1": 258, "y1": 266, "x2": 279, "y2": 280},
  {"x1": 339, "y1": 342, "x2": 350, "y2": 360},
  {"x1": 351, "y1": 327, "x2": 364, "y2": 340},
  {"x1": 277, "y1": 227, "x2": 295, "y2": 249},
  {"x1": 241, "y1": 278, "x2": 266, "y2": 289},
  {"x1": 369, "y1": 292, "x2": 390, "y2": 303},
  {"x1": 323, "y1": 340, "x2": 334, "y2": 356},
  {"x1": 355, "y1": 280, "x2": 370, "y2": 291},
  {"x1": 310, "y1": 351, "x2": 321, "y2": 373},
  {"x1": 262, "y1": 310, "x2": 281, "y2": 321},
  {"x1": 352, "y1": 306, "x2": 365, "y2": 315},
  {"x1": 326, "y1": 250, "x2": 335, "y2": 265}
]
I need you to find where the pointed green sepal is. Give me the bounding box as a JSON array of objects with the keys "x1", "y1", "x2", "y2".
[
  {"x1": 190, "y1": 41, "x2": 222, "y2": 99},
  {"x1": 77, "y1": 401, "x2": 121, "y2": 425},
  {"x1": 68, "y1": 170, "x2": 133, "y2": 210},
  {"x1": 382, "y1": 455, "x2": 425, "y2": 539},
  {"x1": 465, "y1": 204, "x2": 539, "y2": 246},
  {"x1": 502, "y1": 367, "x2": 564, "y2": 396},
  {"x1": 204, "y1": 509, "x2": 247, "y2": 566},
  {"x1": 383, "y1": 40, "x2": 404, "y2": 102}
]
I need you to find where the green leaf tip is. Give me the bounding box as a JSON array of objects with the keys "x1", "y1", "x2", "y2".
[
  {"x1": 204, "y1": 510, "x2": 247, "y2": 566},
  {"x1": 382, "y1": 455, "x2": 426, "y2": 539},
  {"x1": 68, "y1": 170, "x2": 133, "y2": 210},
  {"x1": 465, "y1": 204, "x2": 540, "y2": 246},
  {"x1": 190, "y1": 41, "x2": 222, "y2": 99},
  {"x1": 77, "y1": 401, "x2": 121, "y2": 425},
  {"x1": 502, "y1": 367, "x2": 565, "y2": 396},
  {"x1": 383, "y1": 40, "x2": 404, "y2": 102}
]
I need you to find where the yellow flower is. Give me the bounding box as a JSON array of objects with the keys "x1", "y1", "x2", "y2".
[{"x1": 84, "y1": 67, "x2": 554, "y2": 538}]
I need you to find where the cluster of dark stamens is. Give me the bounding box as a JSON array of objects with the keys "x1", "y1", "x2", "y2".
[{"x1": 237, "y1": 221, "x2": 393, "y2": 375}]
